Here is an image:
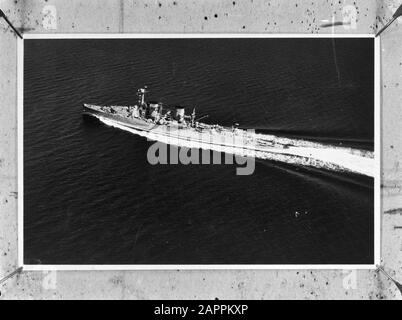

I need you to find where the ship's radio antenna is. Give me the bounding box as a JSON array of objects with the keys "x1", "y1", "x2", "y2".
[{"x1": 196, "y1": 114, "x2": 209, "y2": 122}]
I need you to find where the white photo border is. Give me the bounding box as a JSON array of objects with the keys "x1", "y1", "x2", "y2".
[{"x1": 18, "y1": 33, "x2": 381, "y2": 270}]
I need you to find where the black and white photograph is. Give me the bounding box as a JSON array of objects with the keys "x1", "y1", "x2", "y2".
[
  {"x1": 5, "y1": 0, "x2": 402, "y2": 304},
  {"x1": 21, "y1": 35, "x2": 379, "y2": 268}
]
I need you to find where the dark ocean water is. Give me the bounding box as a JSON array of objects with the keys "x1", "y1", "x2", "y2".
[{"x1": 24, "y1": 38, "x2": 374, "y2": 265}]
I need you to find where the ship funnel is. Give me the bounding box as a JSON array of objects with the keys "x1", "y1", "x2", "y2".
[{"x1": 175, "y1": 106, "x2": 185, "y2": 123}]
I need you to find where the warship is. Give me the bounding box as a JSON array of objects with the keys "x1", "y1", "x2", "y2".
[
  {"x1": 83, "y1": 87, "x2": 374, "y2": 177},
  {"x1": 83, "y1": 87, "x2": 258, "y2": 150}
]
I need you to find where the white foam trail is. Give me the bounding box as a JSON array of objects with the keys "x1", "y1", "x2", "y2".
[
  {"x1": 99, "y1": 116, "x2": 254, "y2": 157},
  {"x1": 96, "y1": 115, "x2": 375, "y2": 177}
]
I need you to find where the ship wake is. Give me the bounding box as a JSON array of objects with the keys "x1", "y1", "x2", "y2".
[{"x1": 96, "y1": 115, "x2": 375, "y2": 178}]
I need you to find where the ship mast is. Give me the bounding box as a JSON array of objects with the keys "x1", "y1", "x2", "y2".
[
  {"x1": 137, "y1": 86, "x2": 148, "y2": 106},
  {"x1": 191, "y1": 108, "x2": 196, "y2": 126}
]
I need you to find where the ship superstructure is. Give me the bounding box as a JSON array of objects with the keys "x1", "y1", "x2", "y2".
[{"x1": 83, "y1": 87, "x2": 253, "y2": 149}]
